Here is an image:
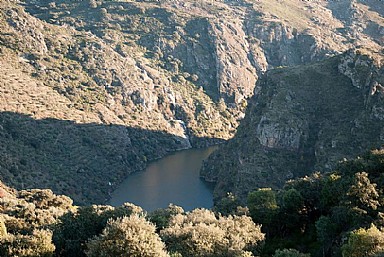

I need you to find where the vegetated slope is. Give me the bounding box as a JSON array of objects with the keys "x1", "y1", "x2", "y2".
[
  {"x1": 0, "y1": 0, "x2": 232, "y2": 204},
  {"x1": 201, "y1": 48, "x2": 384, "y2": 203},
  {"x1": 0, "y1": 150, "x2": 383, "y2": 257},
  {"x1": 22, "y1": 0, "x2": 383, "y2": 104},
  {"x1": 246, "y1": 148, "x2": 384, "y2": 257},
  {"x1": 0, "y1": 180, "x2": 264, "y2": 257},
  {"x1": 0, "y1": 0, "x2": 383, "y2": 204}
]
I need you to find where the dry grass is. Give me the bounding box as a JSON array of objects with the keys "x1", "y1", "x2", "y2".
[
  {"x1": 255, "y1": 0, "x2": 314, "y2": 31},
  {"x1": 0, "y1": 51, "x2": 101, "y2": 124},
  {"x1": 358, "y1": 1, "x2": 384, "y2": 26}
]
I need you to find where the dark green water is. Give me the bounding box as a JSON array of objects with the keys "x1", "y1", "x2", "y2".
[{"x1": 109, "y1": 146, "x2": 217, "y2": 211}]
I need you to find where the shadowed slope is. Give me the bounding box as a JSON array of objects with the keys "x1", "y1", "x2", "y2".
[{"x1": 0, "y1": 111, "x2": 195, "y2": 205}]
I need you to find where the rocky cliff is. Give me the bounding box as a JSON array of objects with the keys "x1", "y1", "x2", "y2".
[
  {"x1": 0, "y1": 0, "x2": 383, "y2": 204},
  {"x1": 201, "y1": 47, "x2": 384, "y2": 203}
]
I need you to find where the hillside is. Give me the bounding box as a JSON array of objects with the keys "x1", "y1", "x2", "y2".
[
  {"x1": 201, "y1": 47, "x2": 384, "y2": 203},
  {"x1": 0, "y1": 0, "x2": 383, "y2": 204}
]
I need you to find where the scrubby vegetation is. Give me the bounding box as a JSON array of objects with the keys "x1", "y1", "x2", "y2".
[
  {"x1": 0, "y1": 187, "x2": 264, "y2": 257},
  {"x1": 0, "y1": 149, "x2": 383, "y2": 256},
  {"x1": 0, "y1": 0, "x2": 238, "y2": 205},
  {"x1": 86, "y1": 215, "x2": 169, "y2": 257},
  {"x1": 215, "y1": 149, "x2": 384, "y2": 257},
  {"x1": 160, "y1": 208, "x2": 264, "y2": 257}
]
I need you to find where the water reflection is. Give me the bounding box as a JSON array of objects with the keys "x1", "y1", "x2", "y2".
[{"x1": 109, "y1": 146, "x2": 217, "y2": 211}]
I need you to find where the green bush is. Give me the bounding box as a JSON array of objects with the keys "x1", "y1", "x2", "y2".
[
  {"x1": 86, "y1": 215, "x2": 169, "y2": 257},
  {"x1": 0, "y1": 229, "x2": 55, "y2": 257},
  {"x1": 248, "y1": 188, "x2": 279, "y2": 226},
  {"x1": 341, "y1": 224, "x2": 384, "y2": 257},
  {"x1": 160, "y1": 208, "x2": 264, "y2": 257},
  {"x1": 148, "y1": 204, "x2": 184, "y2": 230},
  {"x1": 53, "y1": 203, "x2": 143, "y2": 256},
  {"x1": 273, "y1": 248, "x2": 310, "y2": 257}
]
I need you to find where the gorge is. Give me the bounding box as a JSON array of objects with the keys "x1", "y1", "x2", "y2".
[
  {"x1": 0, "y1": 0, "x2": 383, "y2": 256},
  {"x1": 0, "y1": 0, "x2": 383, "y2": 207}
]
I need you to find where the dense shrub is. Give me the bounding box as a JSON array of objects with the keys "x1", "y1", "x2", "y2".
[
  {"x1": 86, "y1": 215, "x2": 169, "y2": 257},
  {"x1": 341, "y1": 224, "x2": 384, "y2": 257},
  {"x1": 246, "y1": 150, "x2": 384, "y2": 257},
  {"x1": 53, "y1": 203, "x2": 143, "y2": 257},
  {"x1": 0, "y1": 229, "x2": 55, "y2": 257},
  {"x1": 148, "y1": 204, "x2": 184, "y2": 230},
  {"x1": 160, "y1": 208, "x2": 264, "y2": 257},
  {"x1": 272, "y1": 248, "x2": 310, "y2": 257}
]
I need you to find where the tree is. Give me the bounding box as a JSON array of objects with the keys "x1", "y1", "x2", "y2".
[
  {"x1": 214, "y1": 192, "x2": 242, "y2": 216},
  {"x1": 53, "y1": 203, "x2": 143, "y2": 256},
  {"x1": 0, "y1": 229, "x2": 55, "y2": 257},
  {"x1": 0, "y1": 216, "x2": 7, "y2": 238},
  {"x1": 160, "y1": 208, "x2": 264, "y2": 257},
  {"x1": 320, "y1": 174, "x2": 343, "y2": 211},
  {"x1": 89, "y1": 0, "x2": 98, "y2": 8},
  {"x1": 247, "y1": 188, "x2": 279, "y2": 227},
  {"x1": 284, "y1": 173, "x2": 322, "y2": 212},
  {"x1": 281, "y1": 189, "x2": 305, "y2": 231},
  {"x1": 272, "y1": 248, "x2": 310, "y2": 257},
  {"x1": 18, "y1": 189, "x2": 73, "y2": 209},
  {"x1": 341, "y1": 224, "x2": 384, "y2": 257},
  {"x1": 148, "y1": 204, "x2": 184, "y2": 230},
  {"x1": 86, "y1": 215, "x2": 169, "y2": 257},
  {"x1": 100, "y1": 8, "x2": 108, "y2": 20},
  {"x1": 282, "y1": 189, "x2": 304, "y2": 213},
  {"x1": 347, "y1": 172, "x2": 380, "y2": 212},
  {"x1": 316, "y1": 216, "x2": 338, "y2": 256}
]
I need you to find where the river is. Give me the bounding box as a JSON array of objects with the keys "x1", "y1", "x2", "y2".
[{"x1": 109, "y1": 146, "x2": 217, "y2": 212}]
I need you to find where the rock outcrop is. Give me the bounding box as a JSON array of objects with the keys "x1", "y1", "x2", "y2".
[{"x1": 201, "y1": 48, "x2": 384, "y2": 203}]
